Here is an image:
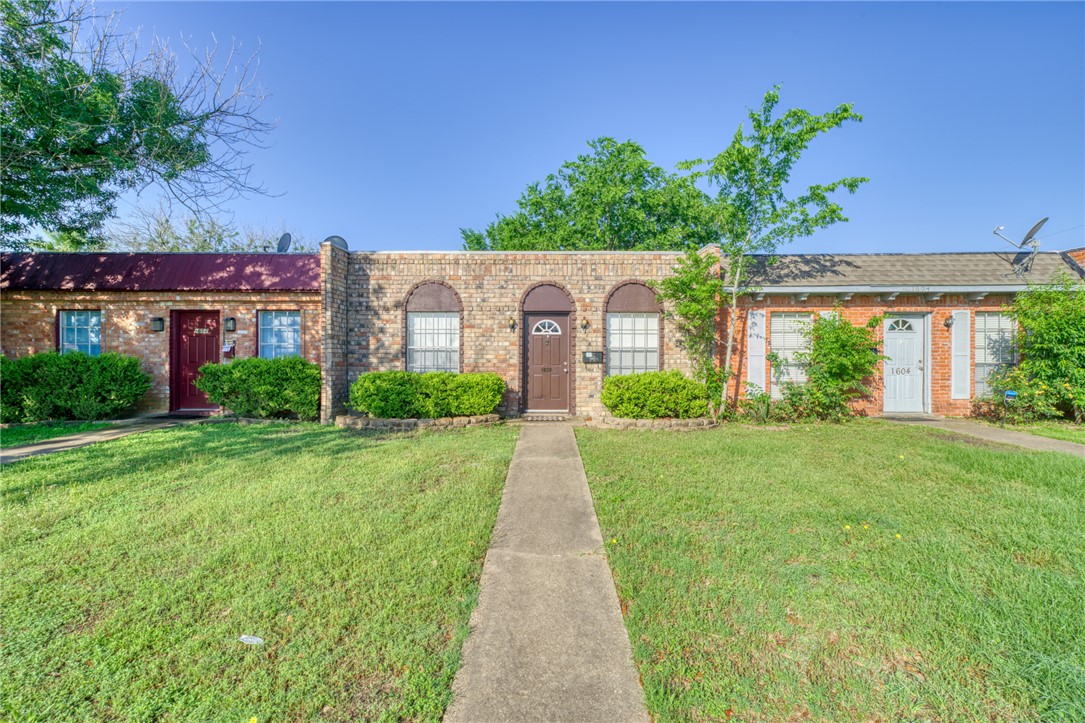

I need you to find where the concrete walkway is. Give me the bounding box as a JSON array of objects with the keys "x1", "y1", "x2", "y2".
[
  {"x1": 445, "y1": 424, "x2": 648, "y2": 723},
  {"x1": 889, "y1": 417, "x2": 1085, "y2": 458},
  {"x1": 0, "y1": 418, "x2": 182, "y2": 465}
]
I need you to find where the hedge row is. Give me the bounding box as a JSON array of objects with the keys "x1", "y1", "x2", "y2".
[
  {"x1": 1, "y1": 352, "x2": 152, "y2": 423},
  {"x1": 600, "y1": 370, "x2": 709, "y2": 419},
  {"x1": 349, "y1": 371, "x2": 504, "y2": 418},
  {"x1": 196, "y1": 357, "x2": 321, "y2": 421}
]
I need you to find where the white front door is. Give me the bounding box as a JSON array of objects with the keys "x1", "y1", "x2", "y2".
[{"x1": 884, "y1": 315, "x2": 926, "y2": 413}]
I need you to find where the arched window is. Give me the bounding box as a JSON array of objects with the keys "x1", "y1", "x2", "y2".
[
  {"x1": 405, "y1": 282, "x2": 462, "y2": 373},
  {"x1": 605, "y1": 282, "x2": 661, "y2": 376}
]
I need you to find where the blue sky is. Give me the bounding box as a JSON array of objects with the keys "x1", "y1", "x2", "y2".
[{"x1": 105, "y1": 2, "x2": 1084, "y2": 253}]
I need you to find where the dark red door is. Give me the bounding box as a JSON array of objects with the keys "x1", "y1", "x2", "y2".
[
  {"x1": 524, "y1": 313, "x2": 569, "y2": 411},
  {"x1": 171, "y1": 311, "x2": 220, "y2": 411}
]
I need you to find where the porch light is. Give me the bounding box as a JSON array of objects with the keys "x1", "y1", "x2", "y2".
[
  {"x1": 508, "y1": 317, "x2": 517, "y2": 331},
  {"x1": 580, "y1": 318, "x2": 591, "y2": 331},
  {"x1": 150, "y1": 317, "x2": 165, "y2": 332},
  {"x1": 224, "y1": 317, "x2": 237, "y2": 332},
  {"x1": 943, "y1": 316, "x2": 954, "y2": 329}
]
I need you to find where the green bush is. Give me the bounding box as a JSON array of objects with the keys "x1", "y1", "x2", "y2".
[
  {"x1": 769, "y1": 311, "x2": 885, "y2": 421},
  {"x1": 1, "y1": 352, "x2": 152, "y2": 423},
  {"x1": 601, "y1": 370, "x2": 709, "y2": 419},
  {"x1": 974, "y1": 276, "x2": 1084, "y2": 424},
  {"x1": 348, "y1": 371, "x2": 505, "y2": 418},
  {"x1": 196, "y1": 356, "x2": 321, "y2": 421}
]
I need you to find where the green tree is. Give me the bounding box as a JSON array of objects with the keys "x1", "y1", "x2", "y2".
[
  {"x1": 1, "y1": 0, "x2": 274, "y2": 249},
  {"x1": 653, "y1": 247, "x2": 722, "y2": 402},
  {"x1": 109, "y1": 205, "x2": 315, "y2": 253},
  {"x1": 462, "y1": 137, "x2": 715, "y2": 251},
  {"x1": 679, "y1": 87, "x2": 868, "y2": 408}
]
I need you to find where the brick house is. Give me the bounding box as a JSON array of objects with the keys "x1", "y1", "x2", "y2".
[
  {"x1": 0, "y1": 253, "x2": 321, "y2": 414},
  {"x1": 2, "y1": 243, "x2": 1083, "y2": 421},
  {"x1": 722, "y1": 250, "x2": 1085, "y2": 416}
]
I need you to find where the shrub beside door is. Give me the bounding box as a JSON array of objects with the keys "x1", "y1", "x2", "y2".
[
  {"x1": 349, "y1": 371, "x2": 505, "y2": 418},
  {"x1": 0, "y1": 352, "x2": 152, "y2": 422},
  {"x1": 196, "y1": 357, "x2": 321, "y2": 421}
]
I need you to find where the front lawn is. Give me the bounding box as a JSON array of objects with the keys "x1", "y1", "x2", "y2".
[
  {"x1": 1, "y1": 420, "x2": 112, "y2": 448},
  {"x1": 2, "y1": 422, "x2": 518, "y2": 720},
  {"x1": 577, "y1": 421, "x2": 1085, "y2": 721}
]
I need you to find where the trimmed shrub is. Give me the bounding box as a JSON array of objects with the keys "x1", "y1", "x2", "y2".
[
  {"x1": 348, "y1": 371, "x2": 505, "y2": 418},
  {"x1": 1, "y1": 352, "x2": 152, "y2": 423},
  {"x1": 601, "y1": 370, "x2": 709, "y2": 419},
  {"x1": 196, "y1": 356, "x2": 321, "y2": 421}
]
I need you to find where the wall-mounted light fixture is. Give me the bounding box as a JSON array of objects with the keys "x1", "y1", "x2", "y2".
[
  {"x1": 580, "y1": 318, "x2": 591, "y2": 331},
  {"x1": 150, "y1": 317, "x2": 165, "y2": 332},
  {"x1": 224, "y1": 317, "x2": 237, "y2": 332},
  {"x1": 507, "y1": 317, "x2": 517, "y2": 332},
  {"x1": 943, "y1": 317, "x2": 955, "y2": 329}
]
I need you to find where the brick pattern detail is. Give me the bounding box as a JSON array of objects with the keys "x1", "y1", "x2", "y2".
[
  {"x1": 721, "y1": 295, "x2": 1016, "y2": 416},
  {"x1": 320, "y1": 244, "x2": 351, "y2": 422},
  {"x1": 1, "y1": 290, "x2": 320, "y2": 414},
  {"x1": 327, "y1": 251, "x2": 693, "y2": 419}
]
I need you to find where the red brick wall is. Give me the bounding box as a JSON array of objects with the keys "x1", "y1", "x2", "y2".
[
  {"x1": 1066, "y1": 248, "x2": 1085, "y2": 268},
  {"x1": 1, "y1": 291, "x2": 321, "y2": 414},
  {"x1": 722, "y1": 294, "x2": 1014, "y2": 416}
]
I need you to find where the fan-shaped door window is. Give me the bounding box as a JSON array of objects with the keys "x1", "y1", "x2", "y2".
[
  {"x1": 888, "y1": 319, "x2": 914, "y2": 332},
  {"x1": 532, "y1": 319, "x2": 561, "y2": 335}
]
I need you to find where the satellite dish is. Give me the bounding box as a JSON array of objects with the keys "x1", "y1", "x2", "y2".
[
  {"x1": 1021, "y1": 217, "x2": 1048, "y2": 245},
  {"x1": 276, "y1": 233, "x2": 292, "y2": 253},
  {"x1": 993, "y1": 216, "x2": 1047, "y2": 278},
  {"x1": 322, "y1": 235, "x2": 348, "y2": 250}
]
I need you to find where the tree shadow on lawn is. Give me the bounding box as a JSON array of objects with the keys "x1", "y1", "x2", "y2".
[{"x1": 0, "y1": 422, "x2": 462, "y2": 504}]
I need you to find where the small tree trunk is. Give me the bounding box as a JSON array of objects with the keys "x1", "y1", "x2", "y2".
[{"x1": 721, "y1": 261, "x2": 743, "y2": 410}]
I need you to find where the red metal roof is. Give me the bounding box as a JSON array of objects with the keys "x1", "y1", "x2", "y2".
[{"x1": 1, "y1": 253, "x2": 321, "y2": 292}]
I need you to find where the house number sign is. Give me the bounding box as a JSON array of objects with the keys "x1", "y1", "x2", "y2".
[
  {"x1": 193, "y1": 328, "x2": 211, "y2": 335},
  {"x1": 890, "y1": 367, "x2": 912, "y2": 375}
]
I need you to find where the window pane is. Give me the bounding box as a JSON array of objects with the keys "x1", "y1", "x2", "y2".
[
  {"x1": 259, "y1": 311, "x2": 301, "y2": 358},
  {"x1": 769, "y1": 313, "x2": 812, "y2": 398},
  {"x1": 605, "y1": 313, "x2": 660, "y2": 376},
  {"x1": 406, "y1": 312, "x2": 460, "y2": 372}
]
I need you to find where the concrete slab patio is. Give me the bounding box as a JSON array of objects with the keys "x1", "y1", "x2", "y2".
[
  {"x1": 445, "y1": 423, "x2": 648, "y2": 723},
  {"x1": 888, "y1": 416, "x2": 1085, "y2": 457}
]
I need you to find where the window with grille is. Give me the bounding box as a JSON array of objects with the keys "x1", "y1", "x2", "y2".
[
  {"x1": 58, "y1": 310, "x2": 102, "y2": 356},
  {"x1": 769, "y1": 312, "x2": 812, "y2": 398},
  {"x1": 407, "y1": 312, "x2": 460, "y2": 373},
  {"x1": 975, "y1": 312, "x2": 1016, "y2": 396},
  {"x1": 606, "y1": 313, "x2": 659, "y2": 376},
  {"x1": 259, "y1": 311, "x2": 302, "y2": 359}
]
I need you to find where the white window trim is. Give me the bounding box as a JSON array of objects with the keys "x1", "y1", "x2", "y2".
[
  {"x1": 769, "y1": 312, "x2": 812, "y2": 399},
  {"x1": 406, "y1": 311, "x2": 460, "y2": 373},
  {"x1": 606, "y1": 312, "x2": 660, "y2": 376},
  {"x1": 58, "y1": 309, "x2": 103, "y2": 356},
  {"x1": 975, "y1": 312, "x2": 1016, "y2": 397},
  {"x1": 259, "y1": 310, "x2": 302, "y2": 359}
]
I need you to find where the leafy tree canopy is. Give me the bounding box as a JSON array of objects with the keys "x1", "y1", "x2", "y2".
[
  {"x1": 461, "y1": 137, "x2": 716, "y2": 251},
  {"x1": 1, "y1": 0, "x2": 273, "y2": 249}
]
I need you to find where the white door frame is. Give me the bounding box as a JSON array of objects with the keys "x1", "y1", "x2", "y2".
[{"x1": 883, "y1": 313, "x2": 930, "y2": 414}]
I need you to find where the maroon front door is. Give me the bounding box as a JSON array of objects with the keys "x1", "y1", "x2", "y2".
[
  {"x1": 171, "y1": 311, "x2": 220, "y2": 411},
  {"x1": 524, "y1": 313, "x2": 570, "y2": 411}
]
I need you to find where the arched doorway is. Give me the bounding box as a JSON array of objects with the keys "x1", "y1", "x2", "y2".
[{"x1": 521, "y1": 283, "x2": 574, "y2": 412}]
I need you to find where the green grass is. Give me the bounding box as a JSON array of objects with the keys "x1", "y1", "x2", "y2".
[
  {"x1": 1, "y1": 421, "x2": 111, "y2": 448},
  {"x1": 577, "y1": 421, "x2": 1085, "y2": 721},
  {"x1": 2, "y1": 422, "x2": 519, "y2": 721},
  {"x1": 979, "y1": 419, "x2": 1085, "y2": 445}
]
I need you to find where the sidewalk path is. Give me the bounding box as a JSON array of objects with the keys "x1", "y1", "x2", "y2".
[
  {"x1": 445, "y1": 423, "x2": 648, "y2": 723},
  {"x1": 889, "y1": 417, "x2": 1085, "y2": 458},
  {"x1": 1, "y1": 419, "x2": 182, "y2": 465}
]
